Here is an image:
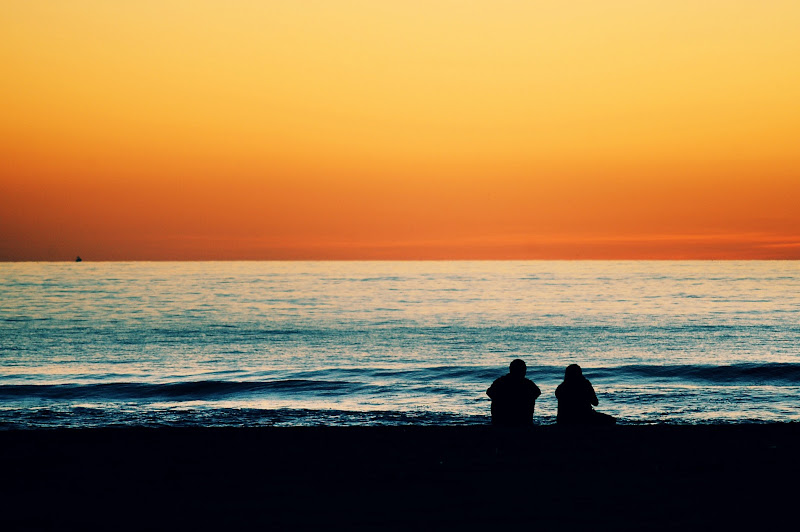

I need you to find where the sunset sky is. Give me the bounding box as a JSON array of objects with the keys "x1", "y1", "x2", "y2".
[{"x1": 2, "y1": 1, "x2": 799, "y2": 260}]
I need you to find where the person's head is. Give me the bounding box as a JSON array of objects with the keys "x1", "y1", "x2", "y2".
[
  {"x1": 509, "y1": 359, "x2": 527, "y2": 377},
  {"x1": 564, "y1": 364, "x2": 583, "y2": 381}
]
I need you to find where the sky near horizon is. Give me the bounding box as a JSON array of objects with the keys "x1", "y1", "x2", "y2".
[{"x1": 2, "y1": 1, "x2": 799, "y2": 260}]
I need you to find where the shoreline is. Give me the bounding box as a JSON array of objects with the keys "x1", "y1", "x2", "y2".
[{"x1": 2, "y1": 423, "x2": 797, "y2": 530}]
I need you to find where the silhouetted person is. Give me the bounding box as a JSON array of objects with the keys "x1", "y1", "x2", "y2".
[
  {"x1": 487, "y1": 359, "x2": 541, "y2": 427},
  {"x1": 555, "y1": 364, "x2": 616, "y2": 426}
]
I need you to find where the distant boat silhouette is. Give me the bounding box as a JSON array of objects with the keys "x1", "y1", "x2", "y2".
[{"x1": 75, "y1": 256, "x2": 82, "y2": 262}]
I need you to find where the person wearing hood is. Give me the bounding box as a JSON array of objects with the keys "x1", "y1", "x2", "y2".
[{"x1": 555, "y1": 364, "x2": 616, "y2": 425}]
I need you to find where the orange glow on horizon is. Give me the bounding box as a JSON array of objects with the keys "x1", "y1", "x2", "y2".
[{"x1": 2, "y1": 1, "x2": 799, "y2": 260}]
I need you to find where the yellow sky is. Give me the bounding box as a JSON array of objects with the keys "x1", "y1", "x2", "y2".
[{"x1": 2, "y1": 1, "x2": 800, "y2": 259}]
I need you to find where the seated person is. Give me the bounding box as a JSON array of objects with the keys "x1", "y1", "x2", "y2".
[
  {"x1": 486, "y1": 359, "x2": 541, "y2": 427},
  {"x1": 555, "y1": 364, "x2": 616, "y2": 426}
]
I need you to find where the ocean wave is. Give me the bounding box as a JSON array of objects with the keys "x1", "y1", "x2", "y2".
[
  {"x1": 2, "y1": 362, "x2": 798, "y2": 403},
  {"x1": 595, "y1": 362, "x2": 800, "y2": 384},
  {"x1": 0, "y1": 379, "x2": 383, "y2": 401},
  {"x1": 348, "y1": 363, "x2": 800, "y2": 384}
]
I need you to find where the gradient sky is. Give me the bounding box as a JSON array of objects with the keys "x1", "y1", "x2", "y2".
[{"x1": 2, "y1": 1, "x2": 799, "y2": 260}]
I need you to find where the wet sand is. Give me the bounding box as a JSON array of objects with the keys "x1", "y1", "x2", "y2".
[{"x1": 1, "y1": 424, "x2": 797, "y2": 530}]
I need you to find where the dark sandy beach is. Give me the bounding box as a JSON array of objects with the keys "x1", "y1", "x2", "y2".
[{"x1": 2, "y1": 424, "x2": 797, "y2": 531}]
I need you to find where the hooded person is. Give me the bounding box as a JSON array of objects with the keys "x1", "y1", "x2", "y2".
[
  {"x1": 555, "y1": 364, "x2": 615, "y2": 425},
  {"x1": 486, "y1": 359, "x2": 542, "y2": 427}
]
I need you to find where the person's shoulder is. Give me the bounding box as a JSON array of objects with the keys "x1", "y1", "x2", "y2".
[
  {"x1": 490, "y1": 374, "x2": 508, "y2": 386},
  {"x1": 525, "y1": 378, "x2": 541, "y2": 396}
]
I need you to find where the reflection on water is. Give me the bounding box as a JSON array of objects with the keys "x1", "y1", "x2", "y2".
[{"x1": 1, "y1": 261, "x2": 799, "y2": 427}]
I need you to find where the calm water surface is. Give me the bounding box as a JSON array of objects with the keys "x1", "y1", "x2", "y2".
[{"x1": 1, "y1": 261, "x2": 798, "y2": 427}]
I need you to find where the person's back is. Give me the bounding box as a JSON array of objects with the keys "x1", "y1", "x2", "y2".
[
  {"x1": 487, "y1": 359, "x2": 541, "y2": 427},
  {"x1": 555, "y1": 364, "x2": 615, "y2": 426},
  {"x1": 555, "y1": 374, "x2": 597, "y2": 424}
]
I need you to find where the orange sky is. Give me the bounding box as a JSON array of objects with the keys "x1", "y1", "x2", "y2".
[{"x1": 2, "y1": 1, "x2": 799, "y2": 260}]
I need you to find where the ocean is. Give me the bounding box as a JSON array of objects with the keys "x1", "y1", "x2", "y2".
[{"x1": 1, "y1": 261, "x2": 798, "y2": 428}]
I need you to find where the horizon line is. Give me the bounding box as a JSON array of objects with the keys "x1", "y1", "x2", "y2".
[{"x1": 4, "y1": 258, "x2": 800, "y2": 263}]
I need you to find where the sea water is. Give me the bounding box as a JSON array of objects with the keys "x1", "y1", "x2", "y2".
[{"x1": 1, "y1": 261, "x2": 798, "y2": 428}]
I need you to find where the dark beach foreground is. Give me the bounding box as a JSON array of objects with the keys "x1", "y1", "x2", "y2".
[{"x1": 2, "y1": 424, "x2": 798, "y2": 531}]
